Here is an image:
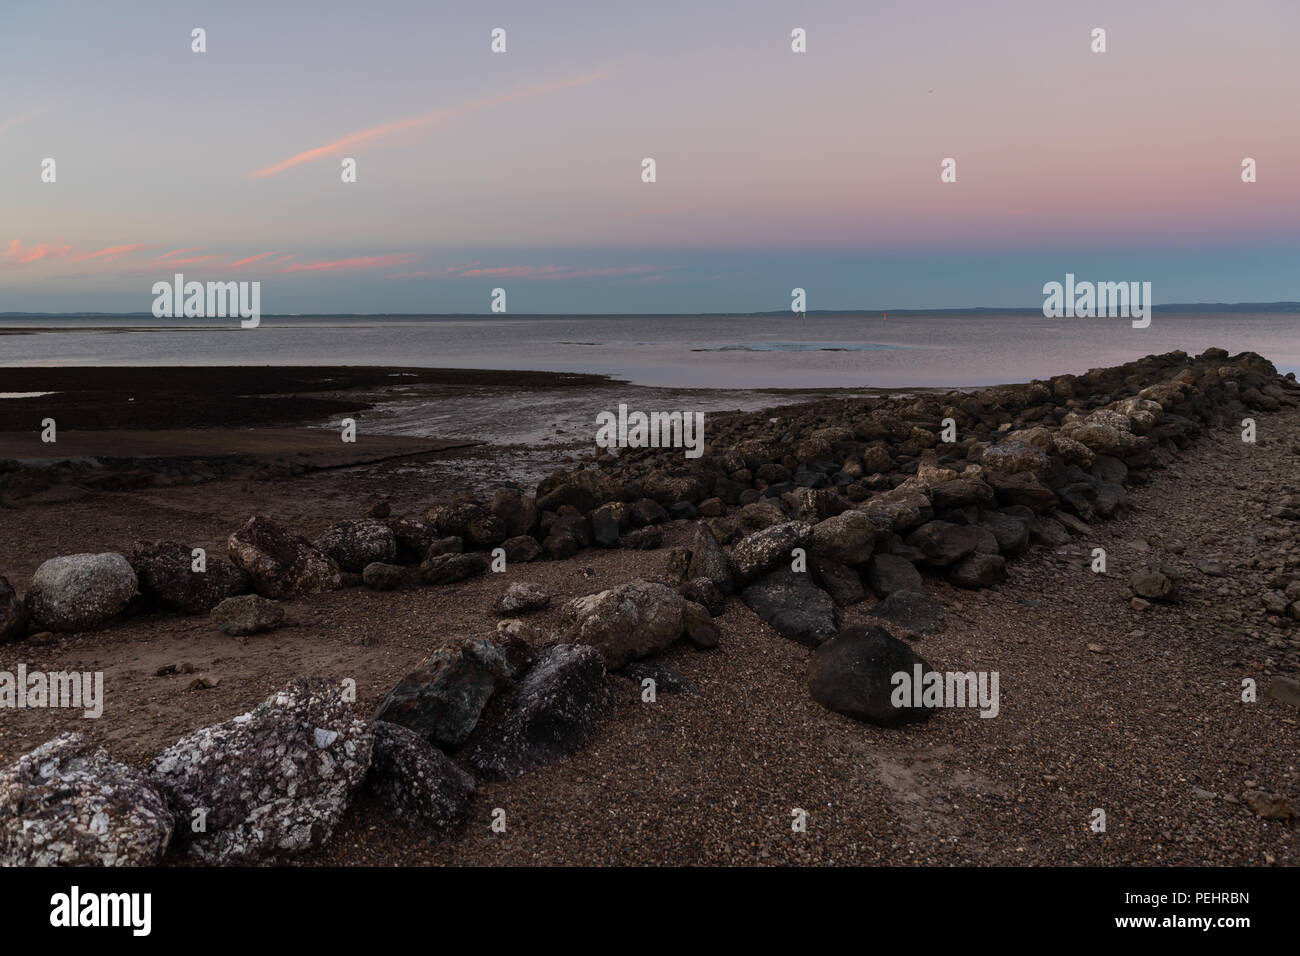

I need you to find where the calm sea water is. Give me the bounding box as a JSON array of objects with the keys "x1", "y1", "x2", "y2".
[{"x1": 1, "y1": 312, "x2": 1298, "y2": 389}]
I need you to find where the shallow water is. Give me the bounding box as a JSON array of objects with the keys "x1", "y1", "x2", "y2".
[{"x1": 1, "y1": 312, "x2": 1298, "y2": 389}]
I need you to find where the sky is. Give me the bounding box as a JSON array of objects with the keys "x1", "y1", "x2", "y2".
[{"x1": 3, "y1": 0, "x2": 1300, "y2": 314}]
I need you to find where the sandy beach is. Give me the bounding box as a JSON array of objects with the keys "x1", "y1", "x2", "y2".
[{"x1": 2, "y1": 350, "x2": 1297, "y2": 866}]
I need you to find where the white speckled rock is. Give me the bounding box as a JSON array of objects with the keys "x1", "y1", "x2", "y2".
[
  {"x1": 0, "y1": 733, "x2": 173, "y2": 866},
  {"x1": 149, "y1": 678, "x2": 372, "y2": 865}
]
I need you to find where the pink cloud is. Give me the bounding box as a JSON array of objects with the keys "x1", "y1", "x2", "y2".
[
  {"x1": 249, "y1": 68, "x2": 612, "y2": 179},
  {"x1": 5, "y1": 239, "x2": 72, "y2": 264},
  {"x1": 70, "y1": 243, "x2": 149, "y2": 262},
  {"x1": 230, "y1": 251, "x2": 281, "y2": 268},
  {"x1": 278, "y1": 254, "x2": 416, "y2": 274}
]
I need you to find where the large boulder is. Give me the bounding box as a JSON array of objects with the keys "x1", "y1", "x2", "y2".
[
  {"x1": 149, "y1": 678, "x2": 373, "y2": 865},
  {"x1": 536, "y1": 468, "x2": 620, "y2": 513},
  {"x1": 0, "y1": 733, "x2": 174, "y2": 866},
  {"x1": 0, "y1": 575, "x2": 30, "y2": 642},
  {"x1": 728, "y1": 521, "x2": 813, "y2": 586},
  {"x1": 559, "y1": 581, "x2": 687, "y2": 669},
  {"x1": 859, "y1": 487, "x2": 934, "y2": 534},
  {"x1": 365, "y1": 722, "x2": 475, "y2": 841},
  {"x1": 426, "y1": 501, "x2": 506, "y2": 549},
  {"x1": 27, "y1": 553, "x2": 138, "y2": 632},
  {"x1": 314, "y1": 519, "x2": 397, "y2": 573},
  {"x1": 373, "y1": 637, "x2": 511, "y2": 748},
  {"x1": 865, "y1": 589, "x2": 945, "y2": 635},
  {"x1": 490, "y1": 487, "x2": 539, "y2": 538},
  {"x1": 807, "y1": 625, "x2": 937, "y2": 727},
  {"x1": 419, "y1": 552, "x2": 489, "y2": 585},
  {"x1": 228, "y1": 516, "x2": 341, "y2": 598},
  {"x1": 129, "y1": 540, "x2": 251, "y2": 614},
  {"x1": 741, "y1": 568, "x2": 840, "y2": 647},
  {"x1": 981, "y1": 439, "x2": 1052, "y2": 477},
  {"x1": 469, "y1": 644, "x2": 611, "y2": 781},
  {"x1": 810, "y1": 510, "x2": 876, "y2": 566}
]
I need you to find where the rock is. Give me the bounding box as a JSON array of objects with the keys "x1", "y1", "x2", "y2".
[
  {"x1": 559, "y1": 581, "x2": 687, "y2": 669},
  {"x1": 373, "y1": 637, "x2": 511, "y2": 748},
  {"x1": 811, "y1": 555, "x2": 866, "y2": 607},
  {"x1": 810, "y1": 510, "x2": 876, "y2": 566},
  {"x1": 1244, "y1": 791, "x2": 1295, "y2": 821},
  {"x1": 589, "y1": 501, "x2": 628, "y2": 548},
  {"x1": 665, "y1": 547, "x2": 693, "y2": 585},
  {"x1": 980, "y1": 512, "x2": 1031, "y2": 555},
  {"x1": 419, "y1": 552, "x2": 489, "y2": 585},
  {"x1": 682, "y1": 600, "x2": 720, "y2": 648},
  {"x1": 1131, "y1": 567, "x2": 1176, "y2": 602},
  {"x1": 490, "y1": 487, "x2": 539, "y2": 538},
  {"x1": 807, "y1": 625, "x2": 937, "y2": 727},
  {"x1": 0, "y1": 575, "x2": 31, "y2": 642},
  {"x1": 988, "y1": 472, "x2": 1058, "y2": 511},
  {"x1": 621, "y1": 659, "x2": 698, "y2": 695},
  {"x1": 314, "y1": 519, "x2": 398, "y2": 573},
  {"x1": 27, "y1": 552, "x2": 138, "y2": 632},
  {"x1": 210, "y1": 594, "x2": 284, "y2": 635},
  {"x1": 865, "y1": 589, "x2": 945, "y2": 635},
  {"x1": 228, "y1": 516, "x2": 341, "y2": 598},
  {"x1": 0, "y1": 733, "x2": 174, "y2": 866},
  {"x1": 728, "y1": 521, "x2": 813, "y2": 586},
  {"x1": 362, "y1": 562, "x2": 408, "y2": 591},
  {"x1": 906, "y1": 521, "x2": 980, "y2": 567},
  {"x1": 426, "y1": 500, "x2": 506, "y2": 549},
  {"x1": 981, "y1": 440, "x2": 1052, "y2": 477},
  {"x1": 386, "y1": 517, "x2": 438, "y2": 563},
  {"x1": 365, "y1": 499, "x2": 391, "y2": 519},
  {"x1": 741, "y1": 567, "x2": 840, "y2": 647},
  {"x1": 468, "y1": 644, "x2": 611, "y2": 781},
  {"x1": 149, "y1": 678, "x2": 373, "y2": 864},
  {"x1": 621, "y1": 526, "x2": 663, "y2": 550},
  {"x1": 496, "y1": 581, "x2": 550, "y2": 616},
  {"x1": 1264, "y1": 676, "x2": 1300, "y2": 708},
  {"x1": 687, "y1": 522, "x2": 733, "y2": 594},
  {"x1": 536, "y1": 468, "x2": 620, "y2": 513},
  {"x1": 930, "y1": 478, "x2": 995, "y2": 511},
  {"x1": 948, "y1": 552, "x2": 1007, "y2": 589},
  {"x1": 864, "y1": 553, "x2": 924, "y2": 597},
  {"x1": 629, "y1": 498, "x2": 669, "y2": 526},
  {"x1": 128, "y1": 540, "x2": 251, "y2": 614},
  {"x1": 681, "y1": 576, "x2": 725, "y2": 616},
  {"x1": 365, "y1": 722, "x2": 475, "y2": 841},
  {"x1": 501, "y1": 535, "x2": 542, "y2": 563},
  {"x1": 860, "y1": 488, "x2": 933, "y2": 534},
  {"x1": 1196, "y1": 556, "x2": 1227, "y2": 577}
]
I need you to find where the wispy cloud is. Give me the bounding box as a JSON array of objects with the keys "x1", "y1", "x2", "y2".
[
  {"x1": 249, "y1": 67, "x2": 612, "y2": 179},
  {"x1": 5, "y1": 239, "x2": 72, "y2": 265},
  {"x1": 278, "y1": 254, "x2": 416, "y2": 274},
  {"x1": 70, "y1": 243, "x2": 149, "y2": 262}
]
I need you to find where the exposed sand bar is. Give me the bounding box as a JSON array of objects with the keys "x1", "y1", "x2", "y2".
[{"x1": 0, "y1": 429, "x2": 477, "y2": 469}]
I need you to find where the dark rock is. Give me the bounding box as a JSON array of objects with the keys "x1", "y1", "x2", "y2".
[
  {"x1": 0, "y1": 575, "x2": 32, "y2": 642},
  {"x1": 621, "y1": 526, "x2": 663, "y2": 549},
  {"x1": 469, "y1": 644, "x2": 611, "y2": 781},
  {"x1": 590, "y1": 501, "x2": 629, "y2": 548},
  {"x1": 386, "y1": 517, "x2": 437, "y2": 563},
  {"x1": 362, "y1": 562, "x2": 408, "y2": 591},
  {"x1": 128, "y1": 540, "x2": 251, "y2": 614},
  {"x1": 811, "y1": 556, "x2": 866, "y2": 607},
  {"x1": 686, "y1": 522, "x2": 733, "y2": 594},
  {"x1": 948, "y1": 552, "x2": 1007, "y2": 589},
  {"x1": 980, "y1": 511, "x2": 1031, "y2": 555},
  {"x1": 536, "y1": 468, "x2": 620, "y2": 513},
  {"x1": 629, "y1": 498, "x2": 669, "y2": 526},
  {"x1": 930, "y1": 478, "x2": 995, "y2": 511},
  {"x1": 490, "y1": 487, "x2": 539, "y2": 538},
  {"x1": 741, "y1": 567, "x2": 840, "y2": 647},
  {"x1": 808, "y1": 625, "x2": 937, "y2": 727},
  {"x1": 864, "y1": 553, "x2": 924, "y2": 597},
  {"x1": 373, "y1": 637, "x2": 511, "y2": 747},
  {"x1": 682, "y1": 600, "x2": 720, "y2": 647},
  {"x1": 728, "y1": 521, "x2": 813, "y2": 586},
  {"x1": 419, "y1": 552, "x2": 489, "y2": 585},
  {"x1": 1131, "y1": 567, "x2": 1177, "y2": 602},
  {"x1": 906, "y1": 521, "x2": 980, "y2": 567},
  {"x1": 681, "y1": 576, "x2": 726, "y2": 616},
  {"x1": 621, "y1": 659, "x2": 699, "y2": 695},
  {"x1": 810, "y1": 509, "x2": 876, "y2": 566},
  {"x1": 501, "y1": 535, "x2": 542, "y2": 563},
  {"x1": 365, "y1": 722, "x2": 474, "y2": 841},
  {"x1": 426, "y1": 501, "x2": 506, "y2": 549}
]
